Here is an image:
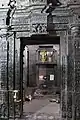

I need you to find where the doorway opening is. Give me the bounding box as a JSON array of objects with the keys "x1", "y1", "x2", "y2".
[{"x1": 20, "y1": 34, "x2": 61, "y2": 119}]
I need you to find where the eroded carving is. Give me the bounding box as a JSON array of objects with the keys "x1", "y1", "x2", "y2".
[
  {"x1": 31, "y1": 23, "x2": 47, "y2": 33},
  {"x1": 30, "y1": 0, "x2": 45, "y2": 3}
]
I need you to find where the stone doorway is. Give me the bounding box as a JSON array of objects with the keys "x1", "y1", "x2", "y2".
[{"x1": 20, "y1": 34, "x2": 61, "y2": 119}]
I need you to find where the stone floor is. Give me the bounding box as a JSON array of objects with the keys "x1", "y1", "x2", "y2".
[{"x1": 17, "y1": 97, "x2": 61, "y2": 120}]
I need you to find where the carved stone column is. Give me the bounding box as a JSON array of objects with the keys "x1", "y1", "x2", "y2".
[
  {"x1": 51, "y1": 6, "x2": 69, "y2": 120},
  {"x1": 67, "y1": 1, "x2": 80, "y2": 119},
  {"x1": 70, "y1": 24, "x2": 80, "y2": 120}
]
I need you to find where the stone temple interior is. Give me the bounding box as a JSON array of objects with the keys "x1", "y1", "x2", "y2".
[{"x1": 0, "y1": 0, "x2": 80, "y2": 119}]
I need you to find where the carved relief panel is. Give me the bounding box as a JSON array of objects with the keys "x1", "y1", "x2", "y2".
[
  {"x1": 30, "y1": 13, "x2": 47, "y2": 34},
  {"x1": 29, "y1": 0, "x2": 46, "y2": 4}
]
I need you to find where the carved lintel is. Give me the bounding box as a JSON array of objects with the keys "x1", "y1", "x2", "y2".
[{"x1": 31, "y1": 23, "x2": 47, "y2": 33}]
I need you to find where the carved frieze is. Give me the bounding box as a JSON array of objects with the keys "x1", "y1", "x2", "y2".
[
  {"x1": 53, "y1": 16, "x2": 69, "y2": 24},
  {"x1": 68, "y1": 0, "x2": 80, "y2": 4},
  {"x1": 12, "y1": 17, "x2": 30, "y2": 25},
  {"x1": 30, "y1": 0, "x2": 46, "y2": 4},
  {"x1": 54, "y1": 24, "x2": 68, "y2": 30},
  {"x1": 30, "y1": 13, "x2": 47, "y2": 34},
  {"x1": 31, "y1": 23, "x2": 47, "y2": 33},
  {"x1": 31, "y1": 13, "x2": 47, "y2": 24}
]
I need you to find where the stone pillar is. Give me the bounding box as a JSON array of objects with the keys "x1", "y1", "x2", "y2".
[
  {"x1": 0, "y1": 7, "x2": 9, "y2": 90},
  {"x1": 71, "y1": 25, "x2": 80, "y2": 120},
  {"x1": 0, "y1": 4, "x2": 9, "y2": 118},
  {"x1": 59, "y1": 30, "x2": 68, "y2": 120},
  {"x1": 67, "y1": 1, "x2": 80, "y2": 119},
  {"x1": 67, "y1": 28, "x2": 74, "y2": 120}
]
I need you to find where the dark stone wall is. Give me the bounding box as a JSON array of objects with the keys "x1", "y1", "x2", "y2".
[{"x1": 24, "y1": 45, "x2": 59, "y2": 87}]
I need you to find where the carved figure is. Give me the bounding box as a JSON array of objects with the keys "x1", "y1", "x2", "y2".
[
  {"x1": 6, "y1": 0, "x2": 16, "y2": 26},
  {"x1": 41, "y1": 0, "x2": 62, "y2": 13},
  {"x1": 32, "y1": 24, "x2": 47, "y2": 33}
]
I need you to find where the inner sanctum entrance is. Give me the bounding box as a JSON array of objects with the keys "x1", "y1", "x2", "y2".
[{"x1": 20, "y1": 34, "x2": 61, "y2": 119}]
